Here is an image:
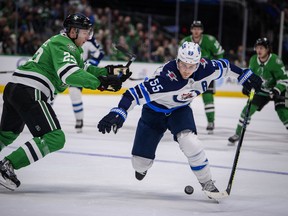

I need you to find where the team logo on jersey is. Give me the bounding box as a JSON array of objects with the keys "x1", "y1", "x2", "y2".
[
  {"x1": 199, "y1": 58, "x2": 208, "y2": 68},
  {"x1": 173, "y1": 90, "x2": 200, "y2": 103},
  {"x1": 166, "y1": 70, "x2": 178, "y2": 81},
  {"x1": 181, "y1": 92, "x2": 193, "y2": 100},
  {"x1": 67, "y1": 43, "x2": 77, "y2": 52}
]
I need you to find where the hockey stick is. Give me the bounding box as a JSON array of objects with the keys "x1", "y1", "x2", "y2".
[
  {"x1": 204, "y1": 89, "x2": 256, "y2": 199},
  {"x1": 113, "y1": 44, "x2": 142, "y2": 82},
  {"x1": 257, "y1": 91, "x2": 288, "y2": 100},
  {"x1": 113, "y1": 44, "x2": 137, "y2": 67},
  {"x1": 0, "y1": 70, "x2": 14, "y2": 74}
]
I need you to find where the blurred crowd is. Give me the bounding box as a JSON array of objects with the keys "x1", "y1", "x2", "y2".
[
  {"x1": 0, "y1": 0, "x2": 287, "y2": 65},
  {"x1": 0, "y1": 0, "x2": 178, "y2": 63}
]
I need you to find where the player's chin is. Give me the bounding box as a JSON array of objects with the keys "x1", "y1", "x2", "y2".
[{"x1": 182, "y1": 75, "x2": 191, "y2": 79}]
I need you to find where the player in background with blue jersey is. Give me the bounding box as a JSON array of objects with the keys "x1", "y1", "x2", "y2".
[{"x1": 97, "y1": 42, "x2": 262, "y2": 196}]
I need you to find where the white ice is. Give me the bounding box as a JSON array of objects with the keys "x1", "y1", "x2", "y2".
[{"x1": 0, "y1": 94, "x2": 287, "y2": 216}]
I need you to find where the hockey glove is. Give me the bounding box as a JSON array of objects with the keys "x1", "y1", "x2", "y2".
[
  {"x1": 105, "y1": 65, "x2": 132, "y2": 82},
  {"x1": 237, "y1": 69, "x2": 262, "y2": 92},
  {"x1": 241, "y1": 86, "x2": 250, "y2": 96},
  {"x1": 269, "y1": 88, "x2": 281, "y2": 100},
  {"x1": 98, "y1": 107, "x2": 127, "y2": 134},
  {"x1": 97, "y1": 75, "x2": 122, "y2": 92}
]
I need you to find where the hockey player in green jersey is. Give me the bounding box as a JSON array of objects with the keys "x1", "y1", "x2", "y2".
[
  {"x1": 0, "y1": 13, "x2": 131, "y2": 190},
  {"x1": 180, "y1": 21, "x2": 224, "y2": 134},
  {"x1": 228, "y1": 37, "x2": 288, "y2": 146}
]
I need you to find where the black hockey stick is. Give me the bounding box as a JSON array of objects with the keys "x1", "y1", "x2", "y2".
[
  {"x1": 113, "y1": 44, "x2": 147, "y2": 81},
  {"x1": 257, "y1": 91, "x2": 288, "y2": 100},
  {"x1": 113, "y1": 44, "x2": 137, "y2": 67},
  {"x1": 204, "y1": 89, "x2": 256, "y2": 199},
  {"x1": 0, "y1": 70, "x2": 14, "y2": 74}
]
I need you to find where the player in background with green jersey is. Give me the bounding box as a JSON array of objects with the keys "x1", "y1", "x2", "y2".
[
  {"x1": 180, "y1": 21, "x2": 224, "y2": 134},
  {"x1": 228, "y1": 37, "x2": 288, "y2": 146},
  {"x1": 0, "y1": 13, "x2": 131, "y2": 190}
]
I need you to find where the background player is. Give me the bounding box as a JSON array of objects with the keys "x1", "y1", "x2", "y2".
[
  {"x1": 97, "y1": 42, "x2": 262, "y2": 196},
  {"x1": 69, "y1": 36, "x2": 105, "y2": 132},
  {"x1": 228, "y1": 37, "x2": 288, "y2": 145},
  {"x1": 180, "y1": 21, "x2": 224, "y2": 134}
]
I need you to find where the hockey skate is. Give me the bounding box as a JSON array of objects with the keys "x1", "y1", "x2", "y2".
[
  {"x1": 135, "y1": 170, "x2": 147, "y2": 181},
  {"x1": 227, "y1": 134, "x2": 240, "y2": 146},
  {"x1": 201, "y1": 180, "x2": 219, "y2": 199},
  {"x1": 75, "y1": 119, "x2": 83, "y2": 133},
  {"x1": 206, "y1": 122, "x2": 214, "y2": 134},
  {"x1": 0, "y1": 159, "x2": 21, "y2": 190}
]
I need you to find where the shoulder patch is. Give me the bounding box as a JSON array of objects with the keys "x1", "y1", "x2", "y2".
[
  {"x1": 207, "y1": 35, "x2": 214, "y2": 41},
  {"x1": 200, "y1": 58, "x2": 208, "y2": 68},
  {"x1": 67, "y1": 43, "x2": 77, "y2": 52},
  {"x1": 166, "y1": 70, "x2": 178, "y2": 81},
  {"x1": 276, "y1": 58, "x2": 283, "y2": 65}
]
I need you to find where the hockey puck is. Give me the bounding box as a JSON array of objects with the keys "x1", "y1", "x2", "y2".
[{"x1": 184, "y1": 185, "x2": 194, "y2": 195}]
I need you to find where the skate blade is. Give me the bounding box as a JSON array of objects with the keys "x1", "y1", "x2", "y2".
[
  {"x1": 0, "y1": 178, "x2": 17, "y2": 191},
  {"x1": 227, "y1": 141, "x2": 236, "y2": 146},
  {"x1": 75, "y1": 128, "x2": 83, "y2": 133}
]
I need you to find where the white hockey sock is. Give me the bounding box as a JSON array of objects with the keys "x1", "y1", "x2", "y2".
[{"x1": 177, "y1": 130, "x2": 212, "y2": 183}]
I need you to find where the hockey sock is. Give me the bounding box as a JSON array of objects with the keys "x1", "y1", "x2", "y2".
[
  {"x1": 202, "y1": 93, "x2": 215, "y2": 123},
  {"x1": 276, "y1": 107, "x2": 288, "y2": 130},
  {"x1": 177, "y1": 130, "x2": 212, "y2": 183},
  {"x1": 6, "y1": 129, "x2": 65, "y2": 170},
  {"x1": 235, "y1": 104, "x2": 258, "y2": 135},
  {"x1": 0, "y1": 131, "x2": 19, "y2": 151}
]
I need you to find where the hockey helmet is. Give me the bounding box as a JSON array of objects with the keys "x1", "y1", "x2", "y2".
[
  {"x1": 191, "y1": 20, "x2": 204, "y2": 29},
  {"x1": 254, "y1": 37, "x2": 270, "y2": 49},
  {"x1": 177, "y1": 41, "x2": 201, "y2": 65},
  {"x1": 63, "y1": 13, "x2": 92, "y2": 31}
]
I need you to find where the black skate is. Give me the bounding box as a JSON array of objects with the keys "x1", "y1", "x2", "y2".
[
  {"x1": 201, "y1": 180, "x2": 219, "y2": 199},
  {"x1": 0, "y1": 159, "x2": 21, "y2": 190},
  {"x1": 206, "y1": 122, "x2": 214, "y2": 134},
  {"x1": 75, "y1": 119, "x2": 83, "y2": 133},
  {"x1": 227, "y1": 134, "x2": 240, "y2": 146},
  {"x1": 135, "y1": 171, "x2": 147, "y2": 181}
]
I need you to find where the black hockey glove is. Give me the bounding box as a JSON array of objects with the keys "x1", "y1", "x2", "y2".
[
  {"x1": 269, "y1": 88, "x2": 281, "y2": 100},
  {"x1": 97, "y1": 75, "x2": 122, "y2": 92},
  {"x1": 105, "y1": 65, "x2": 132, "y2": 82},
  {"x1": 241, "y1": 86, "x2": 250, "y2": 96},
  {"x1": 97, "y1": 107, "x2": 127, "y2": 134},
  {"x1": 237, "y1": 69, "x2": 262, "y2": 92}
]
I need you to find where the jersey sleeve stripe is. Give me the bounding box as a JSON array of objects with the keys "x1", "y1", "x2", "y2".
[
  {"x1": 139, "y1": 83, "x2": 151, "y2": 103},
  {"x1": 129, "y1": 88, "x2": 140, "y2": 105},
  {"x1": 215, "y1": 60, "x2": 224, "y2": 80},
  {"x1": 58, "y1": 64, "x2": 79, "y2": 82}
]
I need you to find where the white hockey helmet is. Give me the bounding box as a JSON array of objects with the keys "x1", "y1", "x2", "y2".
[{"x1": 177, "y1": 41, "x2": 201, "y2": 65}]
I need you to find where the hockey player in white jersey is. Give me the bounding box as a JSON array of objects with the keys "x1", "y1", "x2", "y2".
[
  {"x1": 97, "y1": 42, "x2": 262, "y2": 197},
  {"x1": 69, "y1": 36, "x2": 104, "y2": 132}
]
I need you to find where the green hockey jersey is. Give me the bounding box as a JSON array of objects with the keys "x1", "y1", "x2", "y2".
[
  {"x1": 180, "y1": 34, "x2": 224, "y2": 59},
  {"x1": 11, "y1": 33, "x2": 107, "y2": 101},
  {"x1": 249, "y1": 53, "x2": 288, "y2": 93}
]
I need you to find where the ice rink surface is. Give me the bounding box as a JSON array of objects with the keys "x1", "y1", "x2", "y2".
[{"x1": 0, "y1": 94, "x2": 287, "y2": 216}]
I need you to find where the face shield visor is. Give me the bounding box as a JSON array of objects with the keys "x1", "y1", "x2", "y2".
[{"x1": 78, "y1": 27, "x2": 94, "y2": 40}]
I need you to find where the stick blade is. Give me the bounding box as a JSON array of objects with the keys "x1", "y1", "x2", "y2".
[
  {"x1": 114, "y1": 44, "x2": 137, "y2": 60},
  {"x1": 203, "y1": 189, "x2": 229, "y2": 199}
]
